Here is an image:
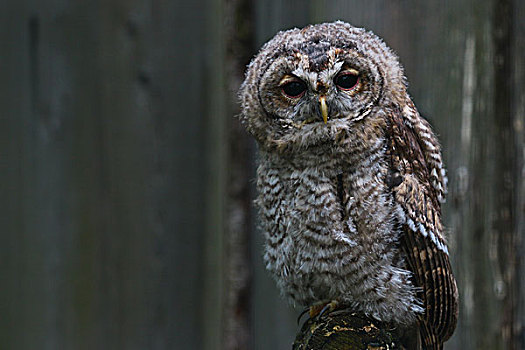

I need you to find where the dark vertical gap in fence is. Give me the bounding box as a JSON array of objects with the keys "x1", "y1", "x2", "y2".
[
  {"x1": 28, "y1": 16, "x2": 39, "y2": 114},
  {"x1": 223, "y1": 0, "x2": 256, "y2": 349}
]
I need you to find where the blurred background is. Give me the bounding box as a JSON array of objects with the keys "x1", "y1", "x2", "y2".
[{"x1": 1, "y1": 0, "x2": 524, "y2": 349}]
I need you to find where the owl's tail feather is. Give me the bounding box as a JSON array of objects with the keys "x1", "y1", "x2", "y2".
[{"x1": 419, "y1": 321, "x2": 443, "y2": 350}]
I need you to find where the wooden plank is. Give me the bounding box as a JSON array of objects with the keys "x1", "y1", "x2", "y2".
[
  {"x1": 513, "y1": 1, "x2": 525, "y2": 349},
  {"x1": 0, "y1": 0, "x2": 213, "y2": 349},
  {"x1": 0, "y1": 2, "x2": 46, "y2": 349}
]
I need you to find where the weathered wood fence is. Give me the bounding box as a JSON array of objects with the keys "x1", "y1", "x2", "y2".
[{"x1": 1, "y1": 0, "x2": 523, "y2": 349}]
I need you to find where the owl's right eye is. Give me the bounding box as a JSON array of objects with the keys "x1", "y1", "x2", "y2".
[{"x1": 281, "y1": 80, "x2": 307, "y2": 98}]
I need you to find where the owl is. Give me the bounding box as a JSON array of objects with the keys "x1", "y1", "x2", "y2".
[{"x1": 239, "y1": 22, "x2": 458, "y2": 349}]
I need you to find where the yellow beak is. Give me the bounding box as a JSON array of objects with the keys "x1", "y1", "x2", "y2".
[{"x1": 319, "y1": 96, "x2": 328, "y2": 124}]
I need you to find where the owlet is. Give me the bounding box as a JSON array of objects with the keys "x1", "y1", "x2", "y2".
[{"x1": 239, "y1": 21, "x2": 458, "y2": 349}]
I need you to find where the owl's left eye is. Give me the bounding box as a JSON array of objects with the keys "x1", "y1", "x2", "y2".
[
  {"x1": 281, "y1": 80, "x2": 307, "y2": 98},
  {"x1": 335, "y1": 71, "x2": 359, "y2": 91}
]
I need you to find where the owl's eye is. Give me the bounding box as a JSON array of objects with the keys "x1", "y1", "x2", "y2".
[
  {"x1": 335, "y1": 71, "x2": 359, "y2": 91},
  {"x1": 281, "y1": 80, "x2": 307, "y2": 98}
]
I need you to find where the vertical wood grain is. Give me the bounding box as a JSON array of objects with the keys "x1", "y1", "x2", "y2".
[{"x1": 513, "y1": 1, "x2": 525, "y2": 348}]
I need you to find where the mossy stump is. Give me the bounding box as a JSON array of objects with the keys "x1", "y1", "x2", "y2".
[{"x1": 293, "y1": 312, "x2": 401, "y2": 350}]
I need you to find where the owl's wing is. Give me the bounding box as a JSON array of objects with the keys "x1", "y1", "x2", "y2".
[{"x1": 387, "y1": 100, "x2": 458, "y2": 347}]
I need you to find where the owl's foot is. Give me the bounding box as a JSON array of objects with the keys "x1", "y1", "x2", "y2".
[
  {"x1": 297, "y1": 300, "x2": 341, "y2": 324},
  {"x1": 309, "y1": 300, "x2": 340, "y2": 319}
]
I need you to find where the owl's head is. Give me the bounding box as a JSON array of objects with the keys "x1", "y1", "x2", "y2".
[{"x1": 239, "y1": 21, "x2": 408, "y2": 153}]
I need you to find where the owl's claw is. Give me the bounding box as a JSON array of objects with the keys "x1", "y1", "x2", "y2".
[
  {"x1": 298, "y1": 300, "x2": 340, "y2": 325},
  {"x1": 309, "y1": 300, "x2": 340, "y2": 320},
  {"x1": 318, "y1": 300, "x2": 339, "y2": 318},
  {"x1": 297, "y1": 308, "x2": 310, "y2": 325}
]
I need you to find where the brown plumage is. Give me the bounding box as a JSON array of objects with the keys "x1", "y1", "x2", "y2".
[
  {"x1": 388, "y1": 102, "x2": 459, "y2": 347},
  {"x1": 239, "y1": 21, "x2": 458, "y2": 349}
]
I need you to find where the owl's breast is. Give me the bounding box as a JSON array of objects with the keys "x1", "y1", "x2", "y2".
[
  {"x1": 256, "y1": 153, "x2": 358, "y2": 303},
  {"x1": 256, "y1": 149, "x2": 422, "y2": 324}
]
